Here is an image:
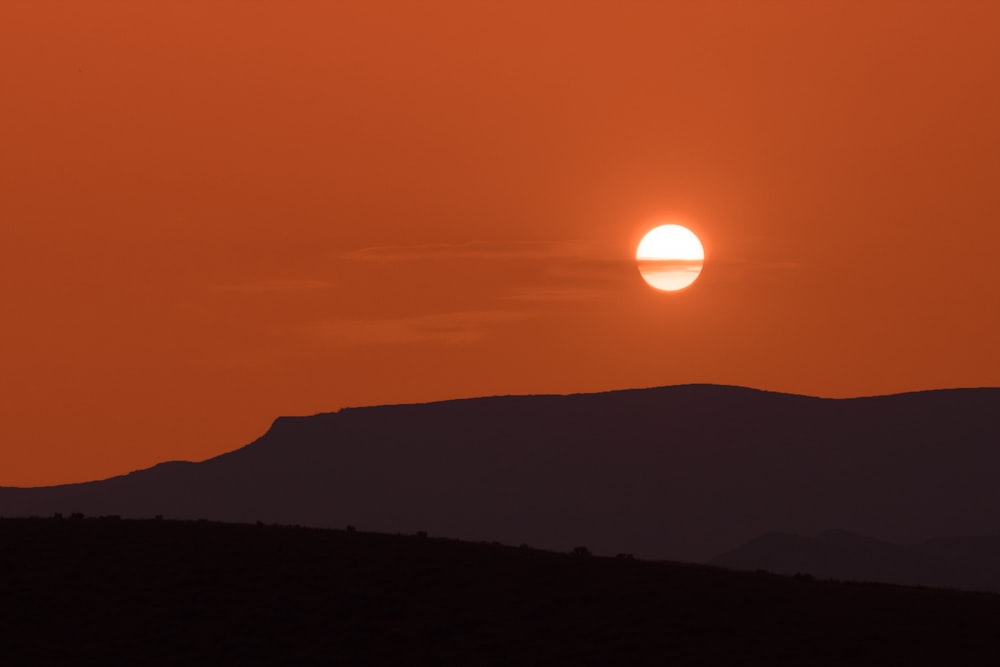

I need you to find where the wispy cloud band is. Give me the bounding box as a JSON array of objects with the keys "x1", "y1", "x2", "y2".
[
  {"x1": 341, "y1": 240, "x2": 592, "y2": 262},
  {"x1": 308, "y1": 309, "x2": 524, "y2": 345},
  {"x1": 214, "y1": 279, "x2": 335, "y2": 293}
]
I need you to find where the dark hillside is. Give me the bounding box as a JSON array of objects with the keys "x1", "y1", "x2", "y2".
[
  {"x1": 714, "y1": 530, "x2": 1000, "y2": 593},
  {"x1": 2, "y1": 517, "x2": 999, "y2": 665}
]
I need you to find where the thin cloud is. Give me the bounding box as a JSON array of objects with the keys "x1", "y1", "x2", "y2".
[
  {"x1": 719, "y1": 258, "x2": 800, "y2": 270},
  {"x1": 214, "y1": 279, "x2": 335, "y2": 293},
  {"x1": 309, "y1": 309, "x2": 524, "y2": 346},
  {"x1": 341, "y1": 240, "x2": 593, "y2": 262},
  {"x1": 501, "y1": 286, "x2": 612, "y2": 303},
  {"x1": 549, "y1": 256, "x2": 801, "y2": 284},
  {"x1": 546, "y1": 257, "x2": 637, "y2": 284},
  {"x1": 699, "y1": 258, "x2": 802, "y2": 285}
]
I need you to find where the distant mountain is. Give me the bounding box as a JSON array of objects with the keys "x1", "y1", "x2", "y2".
[
  {"x1": 712, "y1": 530, "x2": 1000, "y2": 592},
  {"x1": 2, "y1": 384, "x2": 1000, "y2": 563}
]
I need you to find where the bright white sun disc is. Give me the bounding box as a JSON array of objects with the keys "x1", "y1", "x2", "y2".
[
  {"x1": 636, "y1": 224, "x2": 704, "y2": 291},
  {"x1": 636, "y1": 224, "x2": 704, "y2": 261}
]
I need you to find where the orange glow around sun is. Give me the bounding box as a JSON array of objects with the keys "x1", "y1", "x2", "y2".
[{"x1": 3, "y1": 1, "x2": 1000, "y2": 486}]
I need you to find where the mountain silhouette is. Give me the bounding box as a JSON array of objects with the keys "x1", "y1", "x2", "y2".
[
  {"x1": 2, "y1": 384, "x2": 1000, "y2": 563},
  {"x1": 713, "y1": 530, "x2": 1000, "y2": 592}
]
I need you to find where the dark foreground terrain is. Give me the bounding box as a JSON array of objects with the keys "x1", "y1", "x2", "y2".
[{"x1": 2, "y1": 518, "x2": 999, "y2": 665}]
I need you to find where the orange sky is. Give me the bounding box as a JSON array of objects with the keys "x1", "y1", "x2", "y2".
[{"x1": 3, "y1": 1, "x2": 1000, "y2": 486}]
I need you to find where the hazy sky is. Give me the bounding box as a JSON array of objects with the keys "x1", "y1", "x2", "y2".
[{"x1": 3, "y1": 1, "x2": 999, "y2": 485}]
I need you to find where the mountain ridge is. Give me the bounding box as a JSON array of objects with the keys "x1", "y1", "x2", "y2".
[
  {"x1": 3, "y1": 384, "x2": 1000, "y2": 564},
  {"x1": 7, "y1": 383, "x2": 993, "y2": 491}
]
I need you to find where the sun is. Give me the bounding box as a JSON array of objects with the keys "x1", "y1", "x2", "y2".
[{"x1": 636, "y1": 224, "x2": 705, "y2": 292}]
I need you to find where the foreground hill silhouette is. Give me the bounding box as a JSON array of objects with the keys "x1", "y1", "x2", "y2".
[
  {"x1": 3, "y1": 385, "x2": 1000, "y2": 566},
  {"x1": 715, "y1": 530, "x2": 1000, "y2": 592},
  {"x1": 2, "y1": 517, "x2": 1000, "y2": 665}
]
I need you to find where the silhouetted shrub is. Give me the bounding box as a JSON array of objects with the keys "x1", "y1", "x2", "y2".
[
  {"x1": 416, "y1": 530, "x2": 428, "y2": 539},
  {"x1": 571, "y1": 546, "x2": 592, "y2": 557},
  {"x1": 70, "y1": 512, "x2": 84, "y2": 521},
  {"x1": 154, "y1": 515, "x2": 163, "y2": 521},
  {"x1": 794, "y1": 572, "x2": 816, "y2": 583},
  {"x1": 616, "y1": 553, "x2": 634, "y2": 560},
  {"x1": 346, "y1": 525, "x2": 356, "y2": 533},
  {"x1": 53, "y1": 512, "x2": 63, "y2": 520}
]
